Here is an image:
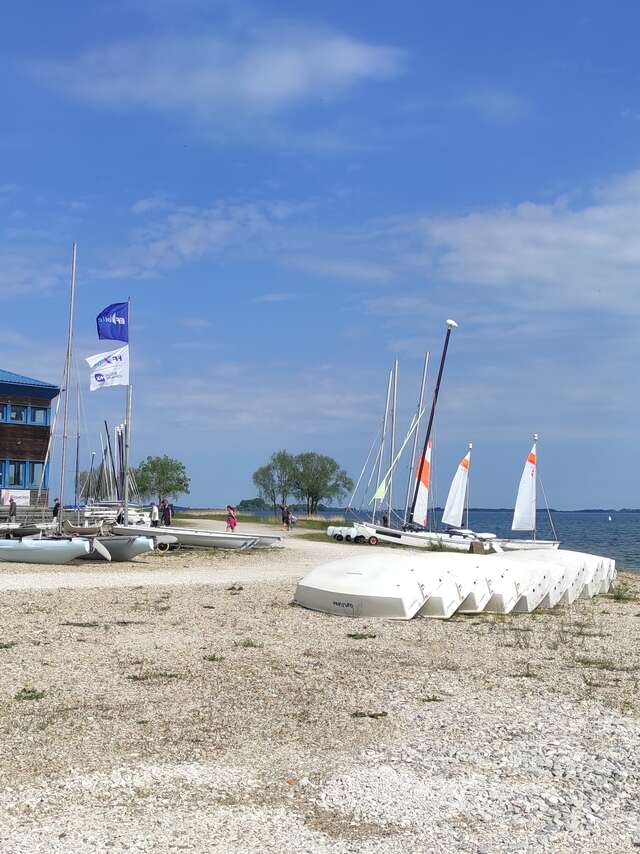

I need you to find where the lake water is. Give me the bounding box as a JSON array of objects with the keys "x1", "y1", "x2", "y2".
[{"x1": 340, "y1": 509, "x2": 640, "y2": 571}]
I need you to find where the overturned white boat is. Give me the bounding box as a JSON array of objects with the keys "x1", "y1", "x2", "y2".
[{"x1": 0, "y1": 537, "x2": 90, "y2": 565}]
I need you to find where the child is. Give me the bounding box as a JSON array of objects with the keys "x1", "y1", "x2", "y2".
[{"x1": 226, "y1": 505, "x2": 237, "y2": 532}]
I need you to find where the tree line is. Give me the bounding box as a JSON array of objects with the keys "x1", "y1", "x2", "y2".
[{"x1": 252, "y1": 450, "x2": 353, "y2": 516}]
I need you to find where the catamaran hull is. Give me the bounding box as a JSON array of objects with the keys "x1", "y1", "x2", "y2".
[
  {"x1": 355, "y1": 523, "x2": 486, "y2": 553},
  {"x1": 112, "y1": 525, "x2": 258, "y2": 550},
  {"x1": 495, "y1": 539, "x2": 560, "y2": 552},
  {"x1": 84, "y1": 536, "x2": 155, "y2": 562},
  {"x1": 0, "y1": 538, "x2": 90, "y2": 564}
]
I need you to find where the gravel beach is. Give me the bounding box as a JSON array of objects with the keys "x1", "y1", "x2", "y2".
[{"x1": 0, "y1": 524, "x2": 638, "y2": 853}]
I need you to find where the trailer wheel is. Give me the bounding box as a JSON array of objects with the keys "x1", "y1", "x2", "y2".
[
  {"x1": 345, "y1": 534, "x2": 352, "y2": 542},
  {"x1": 157, "y1": 541, "x2": 170, "y2": 553},
  {"x1": 368, "y1": 536, "x2": 379, "y2": 546},
  {"x1": 335, "y1": 534, "x2": 344, "y2": 541},
  {"x1": 354, "y1": 535, "x2": 365, "y2": 544}
]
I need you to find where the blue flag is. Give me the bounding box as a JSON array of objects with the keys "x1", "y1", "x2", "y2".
[{"x1": 96, "y1": 302, "x2": 129, "y2": 343}]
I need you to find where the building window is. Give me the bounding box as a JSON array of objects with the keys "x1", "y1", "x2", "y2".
[
  {"x1": 30, "y1": 407, "x2": 48, "y2": 425},
  {"x1": 0, "y1": 404, "x2": 5, "y2": 421},
  {"x1": 8, "y1": 461, "x2": 25, "y2": 486},
  {"x1": 29, "y1": 462, "x2": 44, "y2": 486},
  {"x1": 10, "y1": 405, "x2": 27, "y2": 423}
]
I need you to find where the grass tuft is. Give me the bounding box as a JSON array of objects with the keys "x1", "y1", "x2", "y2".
[
  {"x1": 351, "y1": 710, "x2": 388, "y2": 720},
  {"x1": 347, "y1": 632, "x2": 377, "y2": 640},
  {"x1": 15, "y1": 686, "x2": 45, "y2": 701},
  {"x1": 203, "y1": 653, "x2": 224, "y2": 663},
  {"x1": 128, "y1": 670, "x2": 181, "y2": 682},
  {"x1": 234, "y1": 638, "x2": 262, "y2": 649},
  {"x1": 0, "y1": 641, "x2": 17, "y2": 650}
]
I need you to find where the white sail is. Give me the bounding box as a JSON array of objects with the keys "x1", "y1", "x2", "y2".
[
  {"x1": 413, "y1": 441, "x2": 432, "y2": 527},
  {"x1": 512, "y1": 442, "x2": 537, "y2": 531},
  {"x1": 441, "y1": 449, "x2": 471, "y2": 528}
]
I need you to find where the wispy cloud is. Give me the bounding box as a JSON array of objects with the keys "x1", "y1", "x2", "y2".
[
  {"x1": 460, "y1": 89, "x2": 531, "y2": 123},
  {"x1": 253, "y1": 292, "x2": 296, "y2": 303},
  {"x1": 29, "y1": 25, "x2": 405, "y2": 146}
]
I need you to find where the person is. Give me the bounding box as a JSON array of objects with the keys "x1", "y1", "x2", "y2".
[
  {"x1": 116, "y1": 505, "x2": 125, "y2": 525},
  {"x1": 8, "y1": 497, "x2": 17, "y2": 522},
  {"x1": 150, "y1": 502, "x2": 159, "y2": 528},
  {"x1": 226, "y1": 505, "x2": 237, "y2": 532},
  {"x1": 162, "y1": 501, "x2": 172, "y2": 527},
  {"x1": 279, "y1": 503, "x2": 289, "y2": 530},
  {"x1": 382, "y1": 511, "x2": 389, "y2": 528},
  {"x1": 52, "y1": 498, "x2": 61, "y2": 520},
  {"x1": 159, "y1": 499, "x2": 166, "y2": 525}
]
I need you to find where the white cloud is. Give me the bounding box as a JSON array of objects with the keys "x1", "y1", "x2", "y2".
[
  {"x1": 30, "y1": 27, "x2": 404, "y2": 135},
  {"x1": 460, "y1": 89, "x2": 531, "y2": 123},
  {"x1": 412, "y1": 170, "x2": 640, "y2": 313}
]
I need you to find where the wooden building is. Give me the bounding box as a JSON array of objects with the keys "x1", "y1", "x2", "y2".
[{"x1": 0, "y1": 369, "x2": 59, "y2": 507}]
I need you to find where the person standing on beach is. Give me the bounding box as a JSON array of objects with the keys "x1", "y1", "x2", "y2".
[
  {"x1": 226, "y1": 505, "x2": 237, "y2": 532},
  {"x1": 116, "y1": 505, "x2": 125, "y2": 525},
  {"x1": 52, "y1": 498, "x2": 61, "y2": 520},
  {"x1": 8, "y1": 497, "x2": 17, "y2": 522},
  {"x1": 279, "y1": 503, "x2": 289, "y2": 530},
  {"x1": 162, "y1": 501, "x2": 173, "y2": 527},
  {"x1": 382, "y1": 511, "x2": 389, "y2": 528},
  {"x1": 150, "y1": 502, "x2": 159, "y2": 528}
]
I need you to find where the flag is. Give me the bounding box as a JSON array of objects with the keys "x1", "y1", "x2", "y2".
[
  {"x1": 86, "y1": 345, "x2": 129, "y2": 391},
  {"x1": 372, "y1": 476, "x2": 388, "y2": 502},
  {"x1": 96, "y1": 301, "x2": 128, "y2": 342}
]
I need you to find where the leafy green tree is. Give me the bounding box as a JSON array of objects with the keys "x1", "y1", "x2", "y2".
[
  {"x1": 237, "y1": 497, "x2": 269, "y2": 512},
  {"x1": 291, "y1": 452, "x2": 354, "y2": 515},
  {"x1": 271, "y1": 449, "x2": 296, "y2": 505},
  {"x1": 134, "y1": 455, "x2": 190, "y2": 503},
  {"x1": 252, "y1": 464, "x2": 278, "y2": 515}
]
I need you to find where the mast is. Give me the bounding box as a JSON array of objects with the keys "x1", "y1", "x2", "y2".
[
  {"x1": 87, "y1": 451, "x2": 95, "y2": 503},
  {"x1": 387, "y1": 359, "x2": 398, "y2": 525},
  {"x1": 104, "y1": 420, "x2": 118, "y2": 499},
  {"x1": 465, "y1": 442, "x2": 472, "y2": 529},
  {"x1": 74, "y1": 383, "x2": 81, "y2": 518},
  {"x1": 372, "y1": 368, "x2": 393, "y2": 523},
  {"x1": 409, "y1": 319, "x2": 458, "y2": 523},
  {"x1": 58, "y1": 242, "x2": 78, "y2": 531},
  {"x1": 533, "y1": 432, "x2": 538, "y2": 541},
  {"x1": 123, "y1": 297, "x2": 132, "y2": 524},
  {"x1": 403, "y1": 351, "x2": 429, "y2": 524}
]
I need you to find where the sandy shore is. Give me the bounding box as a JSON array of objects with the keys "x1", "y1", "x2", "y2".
[{"x1": 0, "y1": 526, "x2": 639, "y2": 853}]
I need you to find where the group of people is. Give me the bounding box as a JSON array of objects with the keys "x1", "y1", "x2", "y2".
[
  {"x1": 149, "y1": 500, "x2": 174, "y2": 527},
  {"x1": 279, "y1": 503, "x2": 297, "y2": 531}
]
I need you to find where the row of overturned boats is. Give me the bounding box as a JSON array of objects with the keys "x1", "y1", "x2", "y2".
[{"x1": 294, "y1": 548, "x2": 616, "y2": 620}]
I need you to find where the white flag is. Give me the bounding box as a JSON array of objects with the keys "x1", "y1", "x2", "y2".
[{"x1": 86, "y1": 345, "x2": 129, "y2": 391}]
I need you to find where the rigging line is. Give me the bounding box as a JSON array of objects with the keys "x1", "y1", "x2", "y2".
[
  {"x1": 538, "y1": 475, "x2": 558, "y2": 541},
  {"x1": 348, "y1": 427, "x2": 384, "y2": 510}
]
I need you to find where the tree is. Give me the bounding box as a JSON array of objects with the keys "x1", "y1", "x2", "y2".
[
  {"x1": 252, "y1": 464, "x2": 278, "y2": 515},
  {"x1": 134, "y1": 455, "x2": 190, "y2": 503},
  {"x1": 237, "y1": 497, "x2": 269, "y2": 512},
  {"x1": 271, "y1": 449, "x2": 296, "y2": 505},
  {"x1": 291, "y1": 452, "x2": 354, "y2": 515},
  {"x1": 252, "y1": 450, "x2": 296, "y2": 515}
]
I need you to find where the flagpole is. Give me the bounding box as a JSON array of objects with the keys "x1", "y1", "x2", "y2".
[
  {"x1": 409, "y1": 319, "x2": 458, "y2": 524},
  {"x1": 123, "y1": 297, "x2": 132, "y2": 525},
  {"x1": 58, "y1": 242, "x2": 77, "y2": 532}
]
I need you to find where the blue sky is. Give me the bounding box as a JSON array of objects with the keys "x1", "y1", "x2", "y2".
[{"x1": 2, "y1": 0, "x2": 639, "y2": 508}]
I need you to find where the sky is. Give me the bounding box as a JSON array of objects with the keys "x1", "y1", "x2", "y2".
[{"x1": 2, "y1": 0, "x2": 639, "y2": 509}]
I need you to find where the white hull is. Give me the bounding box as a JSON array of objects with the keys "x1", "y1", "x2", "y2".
[
  {"x1": 356, "y1": 523, "x2": 487, "y2": 553},
  {"x1": 84, "y1": 536, "x2": 154, "y2": 562},
  {"x1": 496, "y1": 538, "x2": 560, "y2": 552},
  {"x1": 112, "y1": 524, "x2": 258, "y2": 551},
  {"x1": 0, "y1": 538, "x2": 90, "y2": 565}
]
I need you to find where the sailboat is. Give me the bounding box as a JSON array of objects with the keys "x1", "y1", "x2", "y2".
[{"x1": 495, "y1": 435, "x2": 559, "y2": 551}]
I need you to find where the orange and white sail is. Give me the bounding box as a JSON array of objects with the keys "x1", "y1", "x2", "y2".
[
  {"x1": 413, "y1": 441, "x2": 432, "y2": 527},
  {"x1": 441, "y1": 447, "x2": 471, "y2": 528},
  {"x1": 512, "y1": 439, "x2": 537, "y2": 531}
]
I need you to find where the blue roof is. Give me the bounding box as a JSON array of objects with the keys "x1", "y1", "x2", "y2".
[{"x1": 0, "y1": 369, "x2": 59, "y2": 390}]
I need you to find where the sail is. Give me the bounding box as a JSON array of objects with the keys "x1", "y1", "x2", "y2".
[
  {"x1": 512, "y1": 442, "x2": 537, "y2": 531},
  {"x1": 413, "y1": 441, "x2": 432, "y2": 527},
  {"x1": 441, "y1": 450, "x2": 470, "y2": 528}
]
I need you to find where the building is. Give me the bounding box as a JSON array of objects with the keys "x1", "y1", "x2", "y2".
[{"x1": 0, "y1": 369, "x2": 60, "y2": 507}]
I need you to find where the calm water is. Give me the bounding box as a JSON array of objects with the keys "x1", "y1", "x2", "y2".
[{"x1": 340, "y1": 509, "x2": 640, "y2": 571}]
